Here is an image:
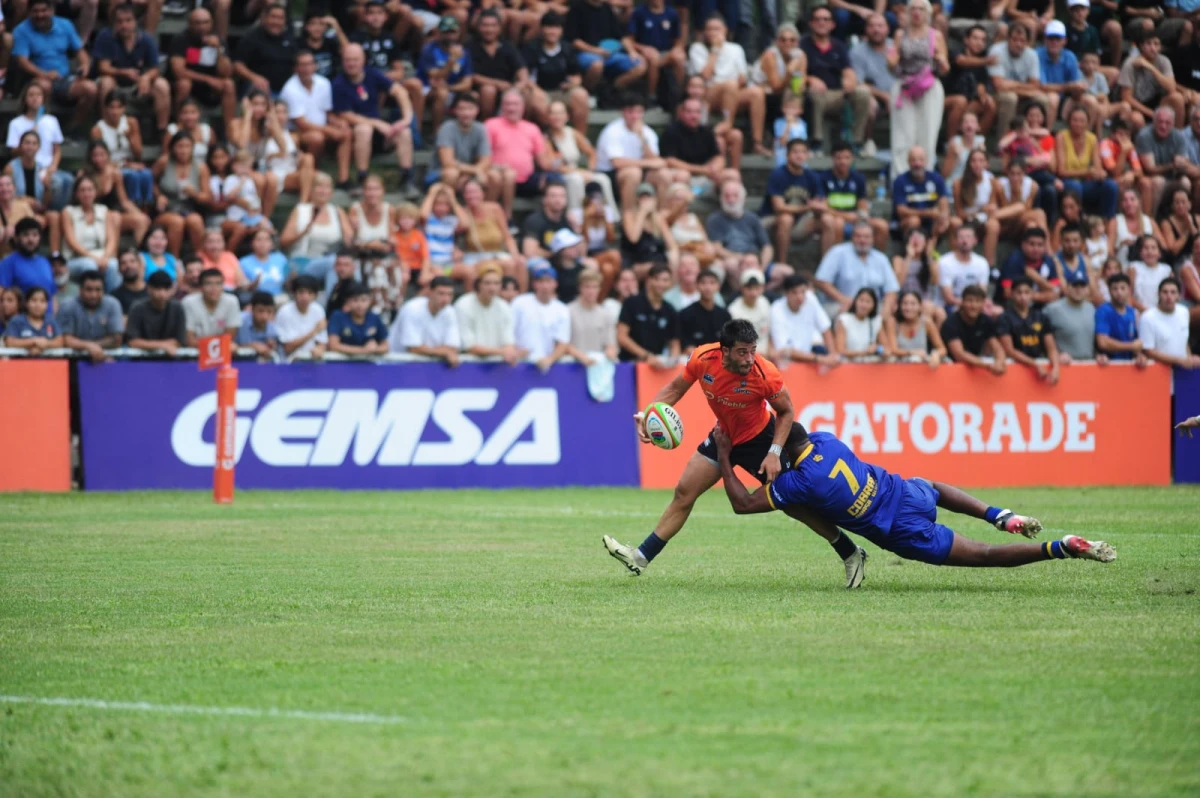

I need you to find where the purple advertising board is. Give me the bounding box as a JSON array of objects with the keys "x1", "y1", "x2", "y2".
[
  {"x1": 1174, "y1": 368, "x2": 1200, "y2": 484},
  {"x1": 78, "y1": 362, "x2": 640, "y2": 490}
]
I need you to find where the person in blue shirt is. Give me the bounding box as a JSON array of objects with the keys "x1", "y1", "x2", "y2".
[
  {"x1": 235, "y1": 291, "x2": 281, "y2": 359},
  {"x1": 332, "y1": 44, "x2": 417, "y2": 195},
  {"x1": 627, "y1": 0, "x2": 685, "y2": 104},
  {"x1": 1, "y1": 286, "x2": 63, "y2": 354},
  {"x1": 761, "y1": 138, "x2": 825, "y2": 265},
  {"x1": 239, "y1": 228, "x2": 289, "y2": 298},
  {"x1": 327, "y1": 282, "x2": 390, "y2": 355},
  {"x1": 1036, "y1": 21, "x2": 1084, "y2": 126},
  {"x1": 12, "y1": 0, "x2": 99, "y2": 129},
  {"x1": 1052, "y1": 222, "x2": 1089, "y2": 286},
  {"x1": 713, "y1": 423, "x2": 1117, "y2": 576},
  {"x1": 416, "y1": 16, "x2": 474, "y2": 132},
  {"x1": 820, "y1": 140, "x2": 887, "y2": 252},
  {"x1": 0, "y1": 218, "x2": 56, "y2": 310},
  {"x1": 892, "y1": 146, "x2": 950, "y2": 247},
  {"x1": 1095, "y1": 272, "x2": 1147, "y2": 364},
  {"x1": 997, "y1": 226, "x2": 1060, "y2": 305}
]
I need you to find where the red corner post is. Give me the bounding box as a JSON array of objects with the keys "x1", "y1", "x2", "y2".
[{"x1": 198, "y1": 335, "x2": 235, "y2": 504}]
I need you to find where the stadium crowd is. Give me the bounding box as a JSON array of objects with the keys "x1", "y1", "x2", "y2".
[{"x1": 0, "y1": 0, "x2": 1199, "y2": 375}]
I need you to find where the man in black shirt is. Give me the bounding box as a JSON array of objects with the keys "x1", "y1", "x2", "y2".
[
  {"x1": 169, "y1": 7, "x2": 237, "y2": 127},
  {"x1": 617, "y1": 263, "x2": 680, "y2": 364},
  {"x1": 944, "y1": 24, "x2": 998, "y2": 138},
  {"x1": 125, "y1": 270, "x2": 187, "y2": 356},
  {"x1": 111, "y1": 248, "x2": 148, "y2": 317},
  {"x1": 351, "y1": 0, "x2": 406, "y2": 82},
  {"x1": 94, "y1": 3, "x2": 172, "y2": 134},
  {"x1": 324, "y1": 252, "x2": 361, "y2": 318},
  {"x1": 521, "y1": 180, "x2": 572, "y2": 259},
  {"x1": 233, "y1": 3, "x2": 297, "y2": 95},
  {"x1": 940, "y1": 284, "x2": 1006, "y2": 373},
  {"x1": 660, "y1": 97, "x2": 733, "y2": 191},
  {"x1": 524, "y1": 12, "x2": 589, "y2": 132},
  {"x1": 469, "y1": 10, "x2": 529, "y2": 118},
  {"x1": 567, "y1": 0, "x2": 647, "y2": 93},
  {"x1": 799, "y1": 5, "x2": 872, "y2": 150},
  {"x1": 679, "y1": 269, "x2": 731, "y2": 353},
  {"x1": 997, "y1": 276, "x2": 1061, "y2": 383},
  {"x1": 300, "y1": 12, "x2": 347, "y2": 80}
]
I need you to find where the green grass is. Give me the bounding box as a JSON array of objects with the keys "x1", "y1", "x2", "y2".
[{"x1": 1, "y1": 487, "x2": 1199, "y2": 797}]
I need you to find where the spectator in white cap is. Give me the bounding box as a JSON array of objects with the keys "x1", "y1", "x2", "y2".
[
  {"x1": 548, "y1": 228, "x2": 593, "y2": 304},
  {"x1": 512, "y1": 259, "x2": 584, "y2": 369},
  {"x1": 390, "y1": 275, "x2": 461, "y2": 366},
  {"x1": 726, "y1": 265, "x2": 771, "y2": 340},
  {"x1": 1037, "y1": 20, "x2": 1088, "y2": 127}
]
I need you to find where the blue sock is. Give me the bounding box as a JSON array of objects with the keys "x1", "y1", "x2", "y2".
[
  {"x1": 1041, "y1": 540, "x2": 1067, "y2": 559},
  {"x1": 985, "y1": 507, "x2": 1005, "y2": 524},
  {"x1": 638, "y1": 532, "x2": 668, "y2": 562}
]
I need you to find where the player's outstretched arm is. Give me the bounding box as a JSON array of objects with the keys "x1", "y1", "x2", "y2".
[
  {"x1": 1177, "y1": 416, "x2": 1200, "y2": 437},
  {"x1": 713, "y1": 427, "x2": 774, "y2": 515}
]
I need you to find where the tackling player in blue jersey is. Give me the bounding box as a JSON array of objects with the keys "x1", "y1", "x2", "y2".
[{"x1": 713, "y1": 424, "x2": 1116, "y2": 572}]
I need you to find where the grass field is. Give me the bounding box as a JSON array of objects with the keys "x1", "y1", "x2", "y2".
[{"x1": 1, "y1": 486, "x2": 1199, "y2": 797}]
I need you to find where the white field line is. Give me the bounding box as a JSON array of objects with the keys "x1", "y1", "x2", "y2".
[{"x1": 0, "y1": 695, "x2": 408, "y2": 726}]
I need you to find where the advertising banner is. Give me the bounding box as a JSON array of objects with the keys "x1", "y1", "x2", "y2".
[
  {"x1": 79, "y1": 362, "x2": 640, "y2": 490},
  {"x1": 0, "y1": 360, "x2": 70, "y2": 491},
  {"x1": 1174, "y1": 368, "x2": 1200, "y2": 484},
  {"x1": 638, "y1": 362, "x2": 1172, "y2": 489}
]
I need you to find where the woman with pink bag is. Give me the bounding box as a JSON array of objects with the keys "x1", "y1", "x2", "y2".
[{"x1": 888, "y1": 0, "x2": 950, "y2": 180}]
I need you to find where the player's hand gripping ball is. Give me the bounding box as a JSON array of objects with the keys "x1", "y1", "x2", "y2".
[{"x1": 643, "y1": 402, "x2": 684, "y2": 450}]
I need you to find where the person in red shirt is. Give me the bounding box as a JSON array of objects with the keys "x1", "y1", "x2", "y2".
[{"x1": 603, "y1": 318, "x2": 870, "y2": 588}]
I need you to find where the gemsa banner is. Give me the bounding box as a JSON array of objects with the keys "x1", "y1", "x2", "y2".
[
  {"x1": 79, "y1": 362, "x2": 640, "y2": 490},
  {"x1": 0, "y1": 360, "x2": 70, "y2": 491},
  {"x1": 1174, "y1": 368, "x2": 1200, "y2": 484},
  {"x1": 637, "y1": 363, "x2": 1172, "y2": 488}
]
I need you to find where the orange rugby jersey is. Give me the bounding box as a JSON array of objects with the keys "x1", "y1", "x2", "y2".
[{"x1": 682, "y1": 342, "x2": 785, "y2": 445}]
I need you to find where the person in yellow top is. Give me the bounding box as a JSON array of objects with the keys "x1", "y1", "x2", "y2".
[{"x1": 1055, "y1": 105, "x2": 1119, "y2": 219}]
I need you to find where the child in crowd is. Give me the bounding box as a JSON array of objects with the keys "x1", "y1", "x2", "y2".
[
  {"x1": 1078, "y1": 52, "x2": 1128, "y2": 134},
  {"x1": 421, "y1": 183, "x2": 469, "y2": 285},
  {"x1": 393, "y1": 202, "x2": 430, "y2": 292},
  {"x1": 1098, "y1": 119, "x2": 1146, "y2": 207},
  {"x1": 500, "y1": 275, "x2": 521, "y2": 304},
  {"x1": 1093, "y1": 256, "x2": 1121, "y2": 304},
  {"x1": 224, "y1": 150, "x2": 272, "y2": 252},
  {"x1": 1, "y1": 286, "x2": 62, "y2": 352},
  {"x1": 1084, "y1": 215, "x2": 1109, "y2": 272},
  {"x1": 235, "y1": 291, "x2": 280, "y2": 359},
  {"x1": 772, "y1": 91, "x2": 807, "y2": 168},
  {"x1": 327, "y1": 283, "x2": 390, "y2": 355}
]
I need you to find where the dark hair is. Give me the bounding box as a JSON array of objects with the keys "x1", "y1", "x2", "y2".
[
  {"x1": 1011, "y1": 275, "x2": 1034, "y2": 291},
  {"x1": 249, "y1": 291, "x2": 275, "y2": 308},
  {"x1": 19, "y1": 130, "x2": 41, "y2": 148},
  {"x1": 84, "y1": 140, "x2": 112, "y2": 176},
  {"x1": 343, "y1": 281, "x2": 370, "y2": 300},
  {"x1": 647, "y1": 263, "x2": 671, "y2": 280},
  {"x1": 453, "y1": 91, "x2": 479, "y2": 108},
  {"x1": 29, "y1": 0, "x2": 53, "y2": 10},
  {"x1": 147, "y1": 270, "x2": 174, "y2": 289},
  {"x1": 430, "y1": 275, "x2": 455, "y2": 290},
  {"x1": 1009, "y1": 22, "x2": 1030, "y2": 39},
  {"x1": 199, "y1": 267, "x2": 224, "y2": 284},
  {"x1": 111, "y1": 2, "x2": 136, "y2": 17},
  {"x1": 808, "y1": 5, "x2": 832, "y2": 21},
  {"x1": 14, "y1": 217, "x2": 41, "y2": 236},
  {"x1": 718, "y1": 318, "x2": 758, "y2": 348},
  {"x1": 893, "y1": 289, "x2": 925, "y2": 323},
  {"x1": 1106, "y1": 272, "x2": 1130, "y2": 287},
  {"x1": 206, "y1": 142, "x2": 232, "y2": 176},
  {"x1": 906, "y1": 227, "x2": 932, "y2": 291},
  {"x1": 619, "y1": 91, "x2": 647, "y2": 110},
  {"x1": 782, "y1": 274, "x2": 809, "y2": 291},
  {"x1": 961, "y1": 284, "x2": 987, "y2": 301},
  {"x1": 478, "y1": 8, "x2": 502, "y2": 24},
  {"x1": 541, "y1": 10, "x2": 564, "y2": 27},
  {"x1": 1022, "y1": 227, "x2": 1047, "y2": 242},
  {"x1": 829, "y1": 140, "x2": 853, "y2": 157},
  {"x1": 787, "y1": 137, "x2": 809, "y2": 154},
  {"x1": 1111, "y1": 118, "x2": 1130, "y2": 133},
  {"x1": 850, "y1": 287, "x2": 878, "y2": 318},
  {"x1": 141, "y1": 224, "x2": 170, "y2": 249},
  {"x1": 1131, "y1": 26, "x2": 1158, "y2": 46},
  {"x1": 1061, "y1": 222, "x2": 1083, "y2": 239},
  {"x1": 1022, "y1": 100, "x2": 1045, "y2": 122},
  {"x1": 168, "y1": 130, "x2": 194, "y2": 158},
  {"x1": 1159, "y1": 276, "x2": 1181, "y2": 294},
  {"x1": 705, "y1": 10, "x2": 727, "y2": 26},
  {"x1": 71, "y1": 174, "x2": 97, "y2": 204},
  {"x1": 103, "y1": 90, "x2": 126, "y2": 108},
  {"x1": 501, "y1": 276, "x2": 519, "y2": 290},
  {"x1": 78, "y1": 270, "x2": 105, "y2": 288},
  {"x1": 965, "y1": 24, "x2": 986, "y2": 40},
  {"x1": 697, "y1": 269, "x2": 721, "y2": 283},
  {"x1": 25, "y1": 286, "x2": 50, "y2": 304},
  {"x1": 335, "y1": 249, "x2": 357, "y2": 262},
  {"x1": 1, "y1": 285, "x2": 26, "y2": 316},
  {"x1": 293, "y1": 274, "x2": 321, "y2": 294},
  {"x1": 1059, "y1": 189, "x2": 1082, "y2": 216}
]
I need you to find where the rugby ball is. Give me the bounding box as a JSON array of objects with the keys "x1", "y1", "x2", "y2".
[{"x1": 644, "y1": 402, "x2": 684, "y2": 450}]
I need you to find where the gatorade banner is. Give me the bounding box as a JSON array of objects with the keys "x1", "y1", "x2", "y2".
[
  {"x1": 0, "y1": 360, "x2": 71, "y2": 491},
  {"x1": 637, "y1": 363, "x2": 1172, "y2": 488}
]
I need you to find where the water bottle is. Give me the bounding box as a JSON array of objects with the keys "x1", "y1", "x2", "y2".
[{"x1": 875, "y1": 184, "x2": 887, "y2": 203}]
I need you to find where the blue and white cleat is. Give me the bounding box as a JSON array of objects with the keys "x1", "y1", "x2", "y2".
[{"x1": 603, "y1": 535, "x2": 648, "y2": 576}]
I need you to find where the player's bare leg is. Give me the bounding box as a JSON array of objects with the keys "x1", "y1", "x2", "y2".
[
  {"x1": 930, "y1": 480, "x2": 1042, "y2": 538},
  {"x1": 943, "y1": 532, "x2": 1116, "y2": 567},
  {"x1": 604, "y1": 453, "x2": 718, "y2": 575}
]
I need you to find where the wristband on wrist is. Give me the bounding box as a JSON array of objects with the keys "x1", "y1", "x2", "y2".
[{"x1": 768, "y1": 444, "x2": 783, "y2": 456}]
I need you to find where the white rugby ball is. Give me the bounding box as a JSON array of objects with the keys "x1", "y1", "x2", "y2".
[{"x1": 644, "y1": 402, "x2": 685, "y2": 450}]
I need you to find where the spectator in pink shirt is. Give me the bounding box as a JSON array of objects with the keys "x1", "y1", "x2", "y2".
[{"x1": 484, "y1": 89, "x2": 554, "y2": 219}]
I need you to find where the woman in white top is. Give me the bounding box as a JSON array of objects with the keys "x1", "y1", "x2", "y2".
[
  {"x1": 1108, "y1": 187, "x2": 1160, "y2": 267},
  {"x1": 950, "y1": 149, "x2": 1001, "y2": 265},
  {"x1": 163, "y1": 99, "x2": 215, "y2": 167},
  {"x1": 62, "y1": 175, "x2": 122, "y2": 292},
  {"x1": 749, "y1": 23, "x2": 806, "y2": 101},
  {"x1": 235, "y1": 93, "x2": 316, "y2": 219},
  {"x1": 1128, "y1": 236, "x2": 1172, "y2": 313},
  {"x1": 5, "y1": 83, "x2": 73, "y2": 211},
  {"x1": 544, "y1": 101, "x2": 616, "y2": 212},
  {"x1": 349, "y1": 175, "x2": 401, "y2": 314},
  {"x1": 835, "y1": 288, "x2": 885, "y2": 360},
  {"x1": 941, "y1": 112, "x2": 987, "y2": 184},
  {"x1": 278, "y1": 172, "x2": 353, "y2": 289},
  {"x1": 688, "y1": 14, "x2": 769, "y2": 157},
  {"x1": 996, "y1": 159, "x2": 1049, "y2": 240},
  {"x1": 92, "y1": 92, "x2": 155, "y2": 210}
]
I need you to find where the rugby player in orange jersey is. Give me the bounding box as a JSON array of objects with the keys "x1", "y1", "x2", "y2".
[{"x1": 603, "y1": 318, "x2": 871, "y2": 588}]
